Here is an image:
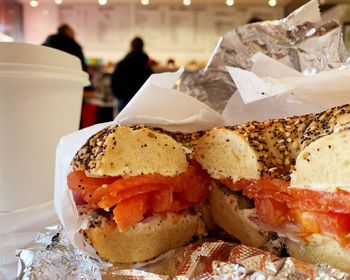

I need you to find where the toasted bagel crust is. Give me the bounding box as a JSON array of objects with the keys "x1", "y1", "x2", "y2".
[
  {"x1": 86, "y1": 212, "x2": 201, "y2": 263},
  {"x1": 286, "y1": 237, "x2": 350, "y2": 273},
  {"x1": 195, "y1": 104, "x2": 350, "y2": 185},
  {"x1": 72, "y1": 125, "x2": 189, "y2": 177}
]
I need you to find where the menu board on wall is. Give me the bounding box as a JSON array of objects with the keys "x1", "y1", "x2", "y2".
[
  {"x1": 59, "y1": 4, "x2": 131, "y2": 50},
  {"x1": 59, "y1": 4, "x2": 212, "y2": 53},
  {"x1": 133, "y1": 7, "x2": 167, "y2": 50},
  {"x1": 58, "y1": 3, "x2": 283, "y2": 61},
  {"x1": 212, "y1": 8, "x2": 239, "y2": 37},
  {"x1": 168, "y1": 8, "x2": 207, "y2": 51},
  {"x1": 97, "y1": 5, "x2": 131, "y2": 48}
]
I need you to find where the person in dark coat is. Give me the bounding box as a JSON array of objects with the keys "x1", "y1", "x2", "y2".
[
  {"x1": 43, "y1": 24, "x2": 87, "y2": 72},
  {"x1": 111, "y1": 37, "x2": 153, "y2": 112}
]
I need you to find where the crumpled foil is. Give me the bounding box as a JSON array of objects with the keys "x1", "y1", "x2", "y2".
[
  {"x1": 16, "y1": 225, "x2": 350, "y2": 279},
  {"x1": 176, "y1": 0, "x2": 350, "y2": 113},
  {"x1": 16, "y1": 225, "x2": 109, "y2": 280}
]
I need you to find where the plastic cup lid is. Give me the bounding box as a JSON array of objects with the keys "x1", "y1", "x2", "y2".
[
  {"x1": 0, "y1": 42, "x2": 90, "y2": 86},
  {"x1": 0, "y1": 42, "x2": 83, "y2": 71}
]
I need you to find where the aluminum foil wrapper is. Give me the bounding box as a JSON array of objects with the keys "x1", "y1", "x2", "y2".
[
  {"x1": 16, "y1": 225, "x2": 109, "y2": 280},
  {"x1": 176, "y1": 0, "x2": 350, "y2": 113},
  {"x1": 16, "y1": 225, "x2": 350, "y2": 279}
]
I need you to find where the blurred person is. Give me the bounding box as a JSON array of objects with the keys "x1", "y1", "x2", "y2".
[
  {"x1": 44, "y1": 24, "x2": 94, "y2": 129},
  {"x1": 43, "y1": 24, "x2": 87, "y2": 72},
  {"x1": 111, "y1": 37, "x2": 153, "y2": 112},
  {"x1": 166, "y1": 58, "x2": 176, "y2": 70}
]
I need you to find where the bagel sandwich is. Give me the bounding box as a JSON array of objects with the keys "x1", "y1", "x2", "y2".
[
  {"x1": 194, "y1": 104, "x2": 350, "y2": 271},
  {"x1": 67, "y1": 125, "x2": 210, "y2": 263}
]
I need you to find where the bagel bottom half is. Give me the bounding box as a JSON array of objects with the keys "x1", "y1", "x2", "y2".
[
  {"x1": 209, "y1": 184, "x2": 271, "y2": 248},
  {"x1": 286, "y1": 236, "x2": 350, "y2": 273},
  {"x1": 84, "y1": 210, "x2": 203, "y2": 263}
]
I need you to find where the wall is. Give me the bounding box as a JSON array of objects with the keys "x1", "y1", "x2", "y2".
[
  {"x1": 23, "y1": 2, "x2": 58, "y2": 45},
  {"x1": 0, "y1": 0, "x2": 23, "y2": 41},
  {"x1": 22, "y1": 2, "x2": 284, "y2": 65},
  {"x1": 321, "y1": 4, "x2": 350, "y2": 24}
]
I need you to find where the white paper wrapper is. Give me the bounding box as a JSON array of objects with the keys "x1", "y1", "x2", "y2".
[
  {"x1": 114, "y1": 68, "x2": 224, "y2": 132},
  {"x1": 54, "y1": 68, "x2": 226, "y2": 258},
  {"x1": 223, "y1": 53, "x2": 350, "y2": 124}
]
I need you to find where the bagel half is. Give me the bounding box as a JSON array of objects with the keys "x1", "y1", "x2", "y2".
[
  {"x1": 69, "y1": 125, "x2": 210, "y2": 263},
  {"x1": 72, "y1": 125, "x2": 189, "y2": 177},
  {"x1": 81, "y1": 208, "x2": 202, "y2": 263},
  {"x1": 286, "y1": 236, "x2": 350, "y2": 272},
  {"x1": 195, "y1": 104, "x2": 350, "y2": 182},
  {"x1": 194, "y1": 104, "x2": 350, "y2": 271}
]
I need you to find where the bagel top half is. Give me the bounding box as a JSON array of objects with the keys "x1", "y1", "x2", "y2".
[
  {"x1": 194, "y1": 104, "x2": 350, "y2": 191},
  {"x1": 72, "y1": 125, "x2": 204, "y2": 177}
]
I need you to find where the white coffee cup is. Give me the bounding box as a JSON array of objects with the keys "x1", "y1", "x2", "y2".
[{"x1": 0, "y1": 42, "x2": 90, "y2": 211}]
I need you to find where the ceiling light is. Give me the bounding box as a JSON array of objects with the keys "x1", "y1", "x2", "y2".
[
  {"x1": 98, "y1": 0, "x2": 107, "y2": 5},
  {"x1": 226, "y1": 0, "x2": 234, "y2": 6},
  {"x1": 141, "y1": 0, "x2": 149, "y2": 5},
  {"x1": 29, "y1": 0, "x2": 38, "y2": 7},
  {"x1": 268, "y1": 0, "x2": 277, "y2": 7},
  {"x1": 183, "y1": 0, "x2": 191, "y2": 6},
  {"x1": 55, "y1": 0, "x2": 63, "y2": 4}
]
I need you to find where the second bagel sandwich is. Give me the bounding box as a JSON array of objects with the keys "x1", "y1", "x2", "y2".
[{"x1": 194, "y1": 104, "x2": 350, "y2": 272}]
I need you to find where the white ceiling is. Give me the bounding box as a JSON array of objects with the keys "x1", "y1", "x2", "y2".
[
  {"x1": 20, "y1": 0, "x2": 295, "y2": 6},
  {"x1": 96, "y1": 0, "x2": 294, "y2": 4}
]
